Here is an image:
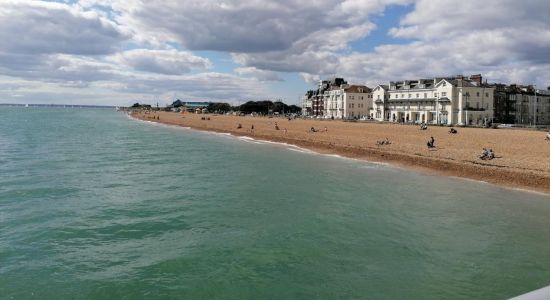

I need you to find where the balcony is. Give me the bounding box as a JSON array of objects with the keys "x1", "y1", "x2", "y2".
[{"x1": 464, "y1": 106, "x2": 486, "y2": 111}]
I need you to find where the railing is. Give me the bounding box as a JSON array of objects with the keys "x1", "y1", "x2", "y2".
[{"x1": 509, "y1": 285, "x2": 550, "y2": 299}]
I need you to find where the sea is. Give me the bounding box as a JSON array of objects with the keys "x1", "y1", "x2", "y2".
[{"x1": 1, "y1": 107, "x2": 549, "y2": 299}]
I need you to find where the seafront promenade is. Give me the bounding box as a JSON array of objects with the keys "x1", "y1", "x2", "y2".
[{"x1": 132, "y1": 111, "x2": 550, "y2": 194}]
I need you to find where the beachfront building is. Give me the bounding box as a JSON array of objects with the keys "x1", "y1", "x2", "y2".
[
  {"x1": 301, "y1": 90, "x2": 314, "y2": 116},
  {"x1": 493, "y1": 84, "x2": 550, "y2": 125},
  {"x1": 371, "y1": 85, "x2": 389, "y2": 120},
  {"x1": 371, "y1": 75, "x2": 495, "y2": 126},
  {"x1": 323, "y1": 85, "x2": 372, "y2": 119},
  {"x1": 302, "y1": 78, "x2": 348, "y2": 116}
]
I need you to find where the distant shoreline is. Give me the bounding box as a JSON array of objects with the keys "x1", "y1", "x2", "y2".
[{"x1": 130, "y1": 111, "x2": 550, "y2": 195}]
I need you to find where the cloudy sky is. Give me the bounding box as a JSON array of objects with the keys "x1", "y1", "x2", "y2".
[{"x1": 1, "y1": 0, "x2": 549, "y2": 106}]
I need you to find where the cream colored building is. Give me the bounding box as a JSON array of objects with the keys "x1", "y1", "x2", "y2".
[
  {"x1": 323, "y1": 85, "x2": 372, "y2": 119},
  {"x1": 371, "y1": 75, "x2": 494, "y2": 126}
]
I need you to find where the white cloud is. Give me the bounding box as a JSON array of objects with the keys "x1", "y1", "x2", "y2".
[
  {"x1": 235, "y1": 67, "x2": 282, "y2": 82},
  {"x1": 0, "y1": 0, "x2": 127, "y2": 55},
  {"x1": 110, "y1": 49, "x2": 212, "y2": 75},
  {"x1": 2, "y1": 0, "x2": 550, "y2": 105},
  {"x1": 310, "y1": 0, "x2": 550, "y2": 87}
]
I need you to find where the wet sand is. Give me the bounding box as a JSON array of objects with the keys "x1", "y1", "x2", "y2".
[{"x1": 132, "y1": 111, "x2": 550, "y2": 194}]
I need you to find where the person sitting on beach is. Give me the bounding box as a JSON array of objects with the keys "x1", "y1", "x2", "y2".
[
  {"x1": 237, "y1": 123, "x2": 242, "y2": 129},
  {"x1": 487, "y1": 149, "x2": 495, "y2": 160},
  {"x1": 275, "y1": 124, "x2": 280, "y2": 130},
  {"x1": 310, "y1": 127, "x2": 317, "y2": 132},
  {"x1": 449, "y1": 127, "x2": 458, "y2": 134},
  {"x1": 427, "y1": 136, "x2": 435, "y2": 148},
  {"x1": 420, "y1": 123, "x2": 427, "y2": 130},
  {"x1": 479, "y1": 148, "x2": 489, "y2": 160},
  {"x1": 376, "y1": 138, "x2": 392, "y2": 146}
]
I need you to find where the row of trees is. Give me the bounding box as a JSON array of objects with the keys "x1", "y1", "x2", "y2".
[
  {"x1": 207, "y1": 100, "x2": 301, "y2": 114},
  {"x1": 238, "y1": 101, "x2": 301, "y2": 114},
  {"x1": 132, "y1": 100, "x2": 301, "y2": 114}
]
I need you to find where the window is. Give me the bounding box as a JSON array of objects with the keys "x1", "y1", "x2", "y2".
[
  {"x1": 434, "y1": 93, "x2": 438, "y2": 97},
  {"x1": 401, "y1": 94, "x2": 405, "y2": 98},
  {"x1": 442, "y1": 92, "x2": 447, "y2": 97},
  {"x1": 377, "y1": 95, "x2": 380, "y2": 100},
  {"x1": 352, "y1": 103, "x2": 354, "y2": 108},
  {"x1": 416, "y1": 93, "x2": 419, "y2": 98},
  {"x1": 476, "y1": 92, "x2": 480, "y2": 97},
  {"x1": 408, "y1": 94, "x2": 412, "y2": 98},
  {"x1": 424, "y1": 93, "x2": 427, "y2": 98},
  {"x1": 395, "y1": 94, "x2": 399, "y2": 99},
  {"x1": 485, "y1": 93, "x2": 489, "y2": 97}
]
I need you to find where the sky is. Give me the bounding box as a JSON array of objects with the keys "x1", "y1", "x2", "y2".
[{"x1": 0, "y1": 0, "x2": 549, "y2": 106}]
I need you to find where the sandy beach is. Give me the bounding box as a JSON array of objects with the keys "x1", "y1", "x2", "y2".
[{"x1": 132, "y1": 111, "x2": 550, "y2": 194}]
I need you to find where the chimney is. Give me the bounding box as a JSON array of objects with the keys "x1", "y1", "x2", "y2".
[{"x1": 470, "y1": 74, "x2": 482, "y2": 86}]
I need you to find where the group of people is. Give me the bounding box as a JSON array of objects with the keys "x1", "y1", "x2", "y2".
[
  {"x1": 376, "y1": 138, "x2": 392, "y2": 145},
  {"x1": 480, "y1": 148, "x2": 495, "y2": 160},
  {"x1": 310, "y1": 126, "x2": 328, "y2": 133},
  {"x1": 448, "y1": 127, "x2": 458, "y2": 134},
  {"x1": 419, "y1": 123, "x2": 428, "y2": 130}
]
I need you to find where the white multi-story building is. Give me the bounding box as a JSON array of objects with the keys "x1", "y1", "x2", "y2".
[
  {"x1": 323, "y1": 85, "x2": 372, "y2": 119},
  {"x1": 371, "y1": 75, "x2": 495, "y2": 126}
]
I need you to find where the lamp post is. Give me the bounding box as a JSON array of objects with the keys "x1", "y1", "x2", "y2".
[{"x1": 533, "y1": 85, "x2": 537, "y2": 128}]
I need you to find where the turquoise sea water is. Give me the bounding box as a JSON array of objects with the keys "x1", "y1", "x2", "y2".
[{"x1": 1, "y1": 108, "x2": 550, "y2": 299}]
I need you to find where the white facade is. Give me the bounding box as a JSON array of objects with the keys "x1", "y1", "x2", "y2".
[
  {"x1": 371, "y1": 77, "x2": 495, "y2": 126},
  {"x1": 324, "y1": 85, "x2": 372, "y2": 119}
]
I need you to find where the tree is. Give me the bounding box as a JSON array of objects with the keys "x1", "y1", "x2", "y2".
[{"x1": 207, "y1": 102, "x2": 232, "y2": 113}]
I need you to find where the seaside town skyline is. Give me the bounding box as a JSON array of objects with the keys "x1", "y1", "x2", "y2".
[{"x1": 1, "y1": 0, "x2": 550, "y2": 107}]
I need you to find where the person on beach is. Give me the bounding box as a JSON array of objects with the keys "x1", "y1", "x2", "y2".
[
  {"x1": 546, "y1": 131, "x2": 550, "y2": 141},
  {"x1": 376, "y1": 138, "x2": 391, "y2": 146},
  {"x1": 427, "y1": 136, "x2": 435, "y2": 148},
  {"x1": 480, "y1": 148, "x2": 489, "y2": 160},
  {"x1": 488, "y1": 149, "x2": 495, "y2": 160},
  {"x1": 284, "y1": 128, "x2": 287, "y2": 134},
  {"x1": 449, "y1": 127, "x2": 458, "y2": 134},
  {"x1": 237, "y1": 123, "x2": 242, "y2": 129},
  {"x1": 310, "y1": 127, "x2": 317, "y2": 132},
  {"x1": 275, "y1": 122, "x2": 279, "y2": 130}
]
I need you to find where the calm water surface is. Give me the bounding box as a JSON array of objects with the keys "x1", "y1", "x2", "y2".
[{"x1": 1, "y1": 108, "x2": 549, "y2": 299}]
